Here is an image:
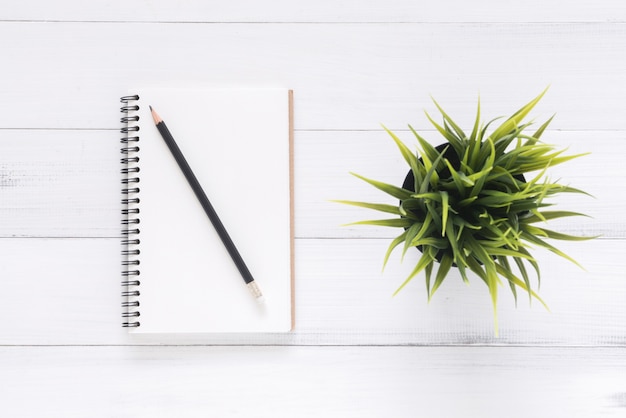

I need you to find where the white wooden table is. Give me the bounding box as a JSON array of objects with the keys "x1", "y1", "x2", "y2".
[{"x1": 1, "y1": 1, "x2": 625, "y2": 416}]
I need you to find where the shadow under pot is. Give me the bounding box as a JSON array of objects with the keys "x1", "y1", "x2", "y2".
[{"x1": 400, "y1": 143, "x2": 526, "y2": 264}]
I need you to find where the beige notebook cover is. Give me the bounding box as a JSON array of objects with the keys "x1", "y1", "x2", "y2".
[{"x1": 121, "y1": 88, "x2": 294, "y2": 333}]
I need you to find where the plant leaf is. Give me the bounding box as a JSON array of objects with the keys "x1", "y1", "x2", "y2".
[
  {"x1": 424, "y1": 110, "x2": 463, "y2": 155},
  {"x1": 520, "y1": 228, "x2": 585, "y2": 269},
  {"x1": 350, "y1": 172, "x2": 412, "y2": 200},
  {"x1": 481, "y1": 246, "x2": 536, "y2": 260},
  {"x1": 393, "y1": 249, "x2": 435, "y2": 296},
  {"x1": 402, "y1": 222, "x2": 423, "y2": 259},
  {"x1": 494, "y1": 262, "x2": 549, "y2": 310},
  {"x1": 429, "y1": 253, "x2": 454, "y2": 300},
  {"x1": 469, "y1": 96, "x2": 481, "y2": 143},
  {"x1": 425, "y1": 262, "x2": 433, "y2": 297},
  {"x1": 408, "y1": 124, "x2": 439, "y2": 165},
  {"x1": 526, "y1": 226, "x2": 598, "y2": 241},
  {"x1": 498, "y1": 256, "x2": 518, "y2": 305},
  {"x1": 522, "y1": 210, "x2": 590, "y2": 223},
  {"x1": 430, "y1": 98, "x2": 466, "y2": 157},
  {"x1": 516, "y1": 245, "x2": 542, "y2": 289},
  {"x1": 525, "y1": 114, "x2": 555, "y2": 145},
  {"x1": 489, "y1": 87, "x2": 548, "y2": 141},
  {"x1": 411, "y1": 237, "x2": 450, "y2": 249},
  {"x1": 441, "y1": 191, "x2": 449, "y2": 237},
  {"x1": 383, "y1": 124, "x2": 419, "y2": 174},
  {"x1": 346, "y1": 218, "x2": 414, "y2": 228},
  {"x1": 419, "y1": 146, "x2": 449, "y2": 194},
  {"x1": 513, "y1": 256, "x2": 532, "y2": 304},
  {"x1": 444, "y1": 218, "x2": 462, "y2": 265},
  {"x1": 383, "y1": 230, "x2": 408, "y2": 270},
  {"x1": 333, "y1": 200, "x2": 401, "y2": 215}
]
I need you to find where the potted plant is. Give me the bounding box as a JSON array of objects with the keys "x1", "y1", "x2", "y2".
[{"x1": 337, "y1": 89, "x2": 595, "y2": 334}]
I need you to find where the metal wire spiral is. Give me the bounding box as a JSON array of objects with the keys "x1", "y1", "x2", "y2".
[{"x1": 120, "y1": 95, "x2": 141, "y2": 328}]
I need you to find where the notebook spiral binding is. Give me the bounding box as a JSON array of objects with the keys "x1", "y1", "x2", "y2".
[{"x1": 120, "y1": 95, "x2": 141, "y2": 328}]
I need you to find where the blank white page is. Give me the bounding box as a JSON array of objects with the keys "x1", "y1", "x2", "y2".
[{"x1": 124, "y1": 88, "x2": 293, "y2": 333}]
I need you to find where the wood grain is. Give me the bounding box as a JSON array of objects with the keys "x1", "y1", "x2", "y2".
[
  {"x1": 1, "y1": 346, "x2": 625, "y2": 418},
  {"x1": 0, "y1": 22, "x2": 624, "y2": 130},
  {"x1": 3, "y1": 0, "x2": 625, "y2": 22},
  {"x1": 0, "y1": 130, "x2": 119, "y2": 237},
  {"x1": 0, "y1": 237, "x2": 623, "y2": 345},
  {"x1": 1, "y1": 130, "x2": 620, "y2": 238}
]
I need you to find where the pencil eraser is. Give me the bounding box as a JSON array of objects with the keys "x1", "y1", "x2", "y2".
[{"x1": 246, "y1": 281, "x2": 263, "y2": 300}]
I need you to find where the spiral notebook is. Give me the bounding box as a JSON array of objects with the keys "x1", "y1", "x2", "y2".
[{"x1": 120, "y1": 87, "x2": 294, "y2": 333}]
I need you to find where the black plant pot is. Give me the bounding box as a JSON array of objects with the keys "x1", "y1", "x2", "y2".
[{"x1": 400, "y1": 143, "x2": 526, "y2": 263}]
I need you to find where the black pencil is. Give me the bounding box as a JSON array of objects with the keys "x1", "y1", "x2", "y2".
[{"x1": 149, "y1": 106, "x2": 263, "y2": 301}]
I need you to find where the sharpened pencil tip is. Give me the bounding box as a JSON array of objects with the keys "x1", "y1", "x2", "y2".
[{"x1": 149, "y1": 105, "x2": 162, "y2": 124}]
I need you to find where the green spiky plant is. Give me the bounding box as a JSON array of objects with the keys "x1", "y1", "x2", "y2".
[{"x1": 337, "y1": 89, "x2": 595, "y2": 334}]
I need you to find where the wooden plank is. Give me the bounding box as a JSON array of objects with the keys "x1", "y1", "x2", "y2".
[
  {"x1": 0, "y1": 345, "x2": 624, "y2": 417},
  {"x1": 0, "y1": 238, "x2": 623, "y2": 345},
  {"x1": 1, "y1": 129, "x2": 620, "y2": 238},
  {"x1": 0, "y1": 130, "x2": 120, "y2": 237},
  {"x1": 0, "y1": 22, "x2": 624, "y2": 130},
  {"x1": 295, "y1": 237, "x2": 626, "y2": 346},
  {"x1": 2, "y1": 0, "x2": 625, "y2": 22}
]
